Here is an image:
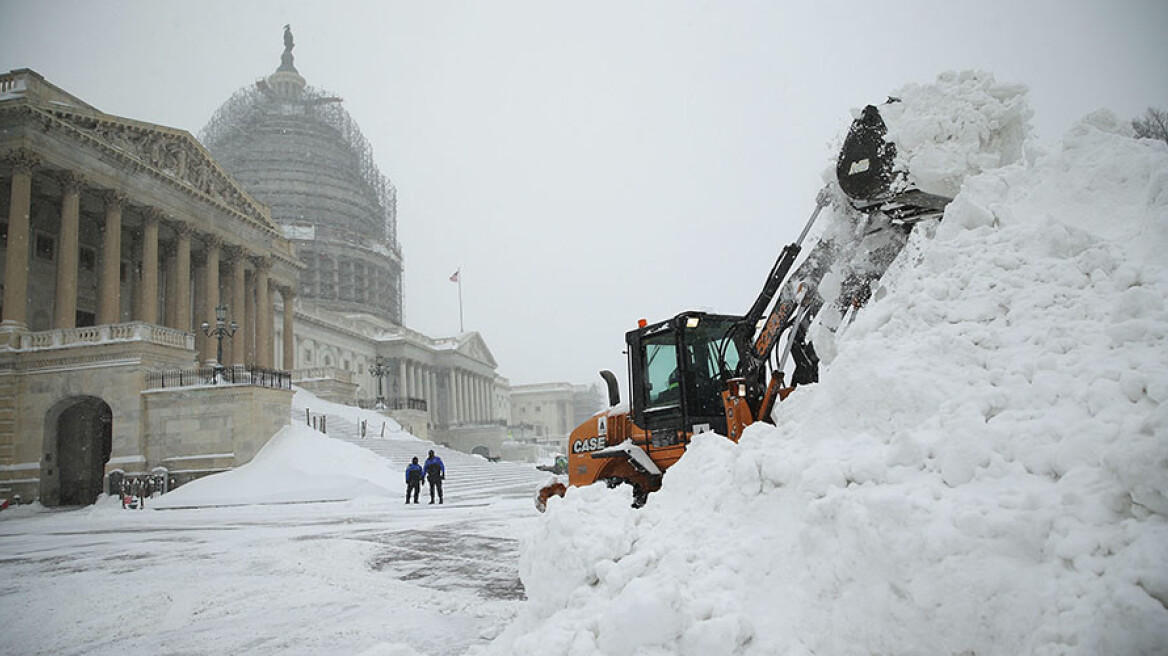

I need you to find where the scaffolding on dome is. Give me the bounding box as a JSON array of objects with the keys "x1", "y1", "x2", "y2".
[{"x1": 199, "y1": 84, "x2": 399, "y2": 248}]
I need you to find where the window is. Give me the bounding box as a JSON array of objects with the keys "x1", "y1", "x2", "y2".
[
  {"x1": 35, "y1": 233, "x2": 55, "y2": 261},
  {"x1": 644, "y1": 334, "x2": 680, "y2": 410},
  {"x1": 683, "y1": 316, "x2": 742, "y2": 417},
  {"x1": 80, "y1": 246, "x2": 96, "y2": 271}
]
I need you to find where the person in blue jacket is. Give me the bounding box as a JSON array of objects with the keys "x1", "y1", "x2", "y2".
[
  {"x1": 424, "y1": 450, "x2": 445, "y2": 504},
  {"x1": 405, "y1": 456, "x2": 424, "y2": 504}
]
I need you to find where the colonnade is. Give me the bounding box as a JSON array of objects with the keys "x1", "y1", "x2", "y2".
[
  {"x1": 449, "y1": 368, "x2": 496, "y2": 425},
  {"x1": 1, "y1": 152, "x2": 296, "y2": 370},
  {"x1": 389, "y1": 359, "x2": 496, "y2": 425}
]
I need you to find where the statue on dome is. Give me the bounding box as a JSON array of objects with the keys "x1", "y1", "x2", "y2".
[{"x1": 279, "y1": 24, "x2": 297, "y2": 72}]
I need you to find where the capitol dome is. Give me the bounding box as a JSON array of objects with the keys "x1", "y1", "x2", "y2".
[{"x1": 200, "y1": 27, "x2": 403, "y2": 324}]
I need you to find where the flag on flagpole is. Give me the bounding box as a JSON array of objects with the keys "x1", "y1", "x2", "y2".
[{"x1": 449, "y1": 269, "x2": 460, "y2": 283}]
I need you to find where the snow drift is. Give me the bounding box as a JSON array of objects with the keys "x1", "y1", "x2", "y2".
[
  {"x1": 480, "y1": 72, "x2": 1168, "y2": 655},
  {"x1": 151, "y1": 423, "x2": 403, "y2": 508}
]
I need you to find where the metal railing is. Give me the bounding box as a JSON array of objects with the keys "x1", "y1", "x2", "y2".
[
  {"x1": 145, "y1": 364, "x2": 291, "y2": 390},
  {"x1": 356, "y1": 396, "x2": 428, "y2": 412}
]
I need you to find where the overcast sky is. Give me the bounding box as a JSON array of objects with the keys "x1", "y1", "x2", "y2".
[{"x1": 2, "y1": 0, "x2": 1166, "y2": 391}]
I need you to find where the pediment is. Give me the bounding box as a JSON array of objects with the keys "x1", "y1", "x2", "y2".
[
  {"x1": 458, "y1": 332, "x2": 498, "y2": 369},
  {"x1": 30, "y1": 105, "x2": 280, "y2": 233}
]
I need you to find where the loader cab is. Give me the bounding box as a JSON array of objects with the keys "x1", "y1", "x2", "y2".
[{"x1": 626, "y1": 312, "x2": 748, "y2": 442}]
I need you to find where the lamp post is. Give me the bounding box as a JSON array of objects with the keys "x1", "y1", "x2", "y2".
[
  {"x1": 369, "y1": 356, "x2": 389, "y2": 410},
  {"x1": 201, "y1": 304, "x2": 238, "y2": 383}
]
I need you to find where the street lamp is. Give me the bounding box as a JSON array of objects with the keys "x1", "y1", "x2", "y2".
[
  {"x1": 369, "y1": 356, "x2": 389, "y2": 410},
  {"x1": 201, "y1": 304, "x2": 238, "y2": 383}
]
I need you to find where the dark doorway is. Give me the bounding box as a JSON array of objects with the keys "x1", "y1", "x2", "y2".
[{"x1": 54, "y1": 397, "x2": 113, "y2": 505}]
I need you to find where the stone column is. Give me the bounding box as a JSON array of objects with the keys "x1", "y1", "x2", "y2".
[
  {"x1": 254, "y1": 258, "x2": 271, "y2": 368},
  {"x1": 96, "y1": 190, "x2": 125, "y2": 326},
  {"x1": 266, "y1": 280, "x2": 276, "y2": 369},
  {"x1": 192, "y1": 250, "x2": 207, "y2": 360},
  {"x1": 162, "y1": 241, "x2": 177, "y2": 328},
  {"x1": 464, "y1": 373, "x2": 474, "y2": 417},
  {"x1": 2, "y1": 150, "x2": 38, "y2": 328},
  {"x1": 448, "y1": 371, "x2": 457, "y2": 420},
  {"x1": 128, "y1": 237, "x2": 141, "y2": 325},
  {"x1": 447, "y1": 370, "x2": 456, "y2": 423},
  {"x1": 430, "y1": 370, "x2": 438, "y2": 416},
  {"x1": 137, "y1": 209, "x2": 161, "y2": 325},
  {"x1": 479, "y1": 377, "x2": 487, "y2": 422},
  {"x1": 174, "y1": 224, "x2": 192, "y2": 332},
  {"x1": 398, "y1": 359, "x2": 407, "y2": 405},
  {"x1": 244, "y1": 270, "x2": 256, "y2": 364},
  {"x1": 229, "y1": 251, "x2": 246, "y2": 366},
  {"x1": 478, "y1": 377, "x2": 486, "y2": 422},
  {"x1": 281, "y1": 286, "x2": 295, "y2": 371},
  {"x1": 459, "y1": 371, "x2": 468, "y2": 423},
  {"x1": 471, "y1": 375, "x2": 479, "y2": 422},
  {"x1": 477, "y1": 376, "x2": 483, "y2": 422},
  {"x1": 201, "y1": 236, "x2": 221, "y2": 364},
  {"x1": 53, "y1": 171, "x2": 84, "y2": 329}
]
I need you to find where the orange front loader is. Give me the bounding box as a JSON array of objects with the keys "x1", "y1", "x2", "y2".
[{"x1": 537, "y1": 102, "x2": 952, "y2": 511}]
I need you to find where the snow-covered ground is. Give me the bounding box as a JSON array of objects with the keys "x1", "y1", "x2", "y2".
[
  {"x1": 0, "y1": 393, "x2": 549, "y2": 656},
  {"x1": 3, "y1": 70, "x2": 1166, "y2": 655}
]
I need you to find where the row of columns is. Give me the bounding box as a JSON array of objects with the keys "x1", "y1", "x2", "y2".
[
  {"x1": 450, "y1": 368, "x2": 495, "y2": 425},
  {"x1": 386, "y1": 361, "x2": 495, "y2": 425},
  {"x1": 1, "y1": 153, "x2": 297, "y2": 370},
  {"x1": 397, "y1": 359, "x2": 437, "y2": 411}
]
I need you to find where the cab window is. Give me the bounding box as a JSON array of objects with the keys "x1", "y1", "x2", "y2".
[
  {"x1": 682, "y1": 317, "x2": 742, "y2": 416},
  {"x1": 644, "y1": 333, "x2": 679, "y2": 410}
]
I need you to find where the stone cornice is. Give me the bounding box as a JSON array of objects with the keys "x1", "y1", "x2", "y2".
[{"x1": 5, "y1": 101, "x2": 283, "y2": 240}]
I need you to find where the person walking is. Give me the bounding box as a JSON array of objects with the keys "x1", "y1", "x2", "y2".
[
  {"x1": 405, "y1": 457, "x2": 424, "y2": 504},
  {"x1": 424, "y1": 450, "x2": 445, "y2": 504}
]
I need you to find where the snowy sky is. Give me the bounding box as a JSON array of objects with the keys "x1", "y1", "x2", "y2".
[{"x1": 1, "y1": 0, "x2": 1166, "y2": 390}]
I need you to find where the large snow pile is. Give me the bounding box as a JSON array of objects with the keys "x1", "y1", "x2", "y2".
[
  {"x1": 481, "y1": 72, "x2": 1168, "y2": 655},
  {"x1": 151, "y1": 423, "x2": 403, "y2": 508},
  {"x1": 883, "y1": 70, "x2": 1032, "y2": 199}
]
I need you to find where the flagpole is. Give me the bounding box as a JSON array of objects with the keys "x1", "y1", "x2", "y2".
[{"x1": 458, "y1": 274, "x2": 464, "y2": 333}]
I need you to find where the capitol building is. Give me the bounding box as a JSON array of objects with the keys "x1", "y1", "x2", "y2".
[{"x1": 0, "y1": 29, "x2": 585, "y2": 507}]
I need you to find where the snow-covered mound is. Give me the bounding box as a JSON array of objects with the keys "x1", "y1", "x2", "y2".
[
  {"x1": 882, "y1": 70, "x2": 1032, "y2": 199},
  {"x1": 152, "y1": 423, "x2": 402, "y2": 508},
  {"x1": 292, "y1": 387, "x2": 408, "y2": 437},
  {"x1": 481, "y1": 75, "x2": 1168, "y2": 655}
]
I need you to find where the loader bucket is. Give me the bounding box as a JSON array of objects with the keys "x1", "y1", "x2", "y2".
[{"x1": 837, "y1": 104, "x2": 898, "y2": 204}]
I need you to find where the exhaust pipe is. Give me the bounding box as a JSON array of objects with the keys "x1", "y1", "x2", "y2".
[{"x1": 599, "y1": 370, "x2": 620, "y2": 407}]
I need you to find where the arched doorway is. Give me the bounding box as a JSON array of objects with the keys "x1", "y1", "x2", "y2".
[
  {"x1": 44, "y1": 396, "x2": 113, "y2": 506},
  {"x1": 471, "y1": 446, "x2": 491, "y2": 459}
]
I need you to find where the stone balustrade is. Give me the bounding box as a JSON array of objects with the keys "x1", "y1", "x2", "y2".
[
  {"x1": 17, "y1": 322, "x2": 195, "y2": 351},
  {"x1": 292, "y1": 365, "x2": 353, "y2": 384}
]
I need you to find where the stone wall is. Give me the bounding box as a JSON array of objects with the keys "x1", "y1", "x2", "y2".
[
  {"x1": 143, "y1": 384, "x2": 293, "y2": 483},
  {"x1": 0, "y1": 329, "x2": 194, "y2": 504},
  {"x1": 434, "y1": 424, "x2": 508, "y2": 459}
]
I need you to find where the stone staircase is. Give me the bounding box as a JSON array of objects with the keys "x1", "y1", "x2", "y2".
[{"x1": 289, "y1": 406, "x2": 550, "y2": 503}]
